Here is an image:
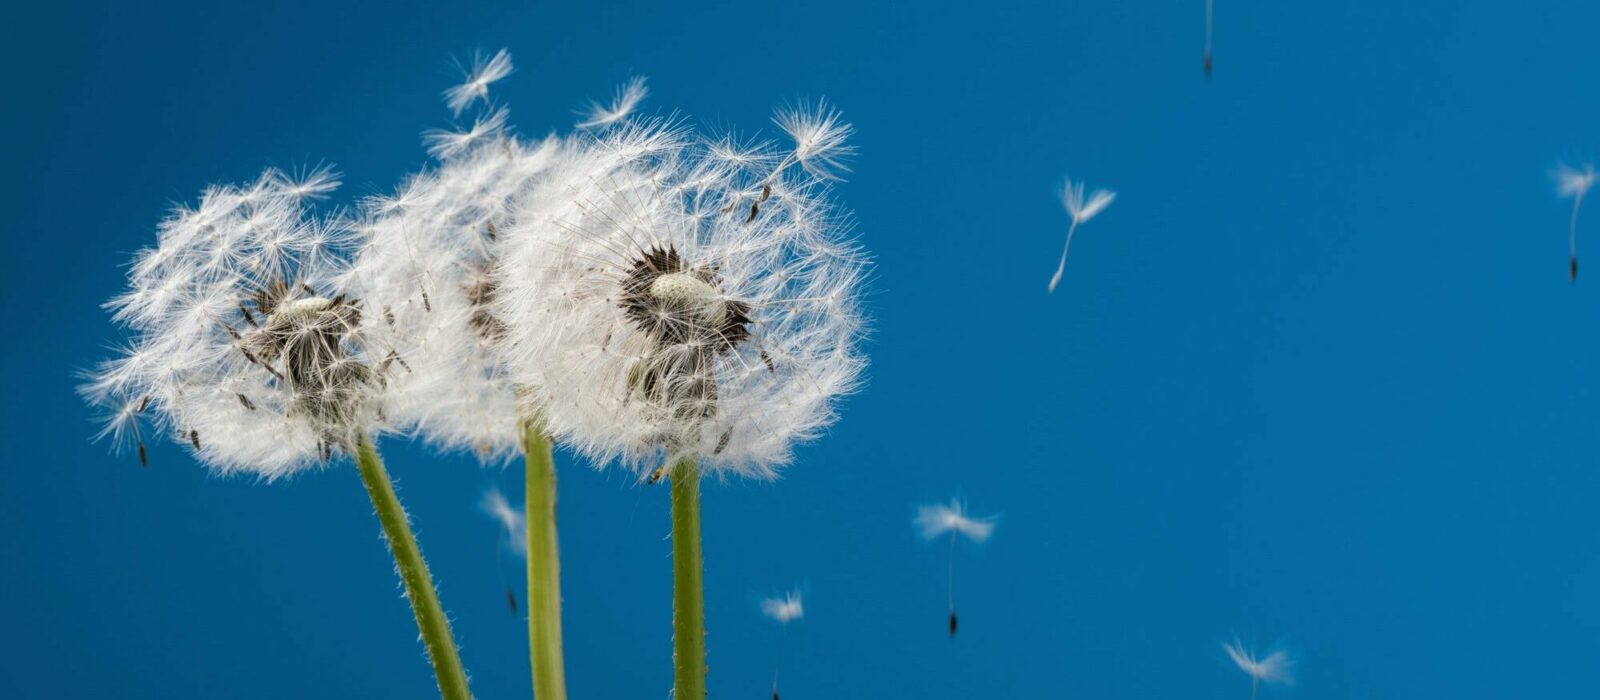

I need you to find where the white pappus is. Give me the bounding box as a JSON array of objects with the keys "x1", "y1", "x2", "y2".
[
  {"x1": 82, "y1": 167, "x2": 390, "y2": 479},
  {"x1": 916, "y1": 497, "x2": 997, "y2": 637},
  {"x1": 493, "y1": 103, "x2": 869, "y2": 480}
]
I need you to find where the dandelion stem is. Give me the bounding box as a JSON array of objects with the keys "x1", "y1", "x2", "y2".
[
  {"x1": 522, "y1": 417, "x2": 568, "y2": 700},
  {"x1": 671, "y1": 458, "x2": 708, "y2": 700},
  {"x1": 353, "y1": 436, "x2": 471, "y2": 700}
]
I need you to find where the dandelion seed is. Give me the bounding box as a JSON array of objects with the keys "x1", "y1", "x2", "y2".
[
  {"x1": 773, "y1": 100, "x2": 856, "y2": 181},
  {"x1": 1204, "y1": 0, "x2": 1215, "y2": 76},
  {"x1": 915, "y1": 498, "x2": 996, "y2": 637},
  {"x1": 424, "y1": 107, "x2": 511, "y2": 160},
  {"x1": 482, "y1": 488, "x2": 526, "y2": 614},
  {"x1": 444, "y1": 48, "x2": 514, "y2": 116},
  {"x1": 576, "y1": 76, "x2": 649, "y2": 130},
  {"x1": 1223, "y1": 638, "x2": 1292, "y2": 700},
  {"x1": 1048, "y1": 177, "x2": 1116, "y2": 294},
  {"x1": 1555, "y1": 163, "x2": 1596, "y2": 282},
  {"x1": 761, "y1": 589, "x2": 804, "y2": 700}
]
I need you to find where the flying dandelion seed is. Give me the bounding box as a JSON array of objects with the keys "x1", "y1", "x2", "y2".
[
  {"x1": 1222, "y1": 638, "x2": 1292, "y2": 700},
  {"x1": 481, "y1": 488, "x2": 527, "y2": 613},
  {"x1": 444, "y1": 48, "x2": 514, "y2": 116},
  {"x1": 575, "y1": 76, "x2": 649, "y2": 130},
  {"x1": 1048, "y1": 177, "x2": 1116, "y2": 294},
  {"x1": 760, "y1": 589, "x2": 804, "y2": 700},
  {"x1": 915, "y1": 498, "x2": 995, "y2": 637},
  {"x1": 1204, "y1": 0, "x2": 1214, "y2": 76},
  {"x1": 1554, "y1": 163, "x2": 1596, "y2": 282}
]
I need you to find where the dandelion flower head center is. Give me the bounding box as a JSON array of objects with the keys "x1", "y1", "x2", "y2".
[
  {"x1": 649, "y1": 272, "x2": 727, "y2": 326},
  {"x1": 619, "y1": 244, "x2": 753, "y2": 352}
]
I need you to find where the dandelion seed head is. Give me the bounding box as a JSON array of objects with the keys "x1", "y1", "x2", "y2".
[
  {"x1": 348, "y1": 128, "x2": 561, "y2": 462},
  {"x1": 84, "y1": 169, "x2": 387, "y2": 478},
  {"x1": 495, "y1": 115, "x2": 869, "y2": 478},
  {"x1": 915, "y1": 498, "x2": 996, "y2": 542}
]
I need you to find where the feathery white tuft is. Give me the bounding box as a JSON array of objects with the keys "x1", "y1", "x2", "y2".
[
  {"x1": 1555, "y1": 163, "x2": 1597, "y2": 199},
  {"x1": 773, "y1": 100, "x2": 855, "y2": 180},
  {"x1": 1223, "y1": 638, "x2": 1293, "y2": 686},
  {"x1": 84, "y1": 169, "x2": 389, "y2": 479},
  {"x1": 494, "y1": 114, "x2": 869, "y2": 479},
  {"x1": 443, "y1": 49, "x2": 514, "y2": 116},
  {"x1": 481, "y1": 488, "x2": 527, "y2": 556},
  {"x1": 1048, "y1": 176, "x2": 1117, "y2": 293},
  {"x1": 915, "y1": 498, "x2": 996, "y2": 542},
  {"x1": 576, "y1": 76, "x2": 649, "y2": 130},
  {"x1": 761, "y1": 590, "x2": 805, "y2": 623},
  {"x1": 350, "y1": 115, "x2": 559, "y2": 461},
  {"x1": 424, "y1": 107, "x2": 511, "y2": 160}
]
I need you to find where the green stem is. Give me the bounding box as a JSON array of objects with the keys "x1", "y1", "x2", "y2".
[
  {"x1": 353, "y1": 436, "x2": 472, "y2": 700},
  {"x1": 521, "y1": 419, "x2": 568, "y2": 700},
  {"x1": 670, "y1": 458, "x2": 707, "y2": 700}
]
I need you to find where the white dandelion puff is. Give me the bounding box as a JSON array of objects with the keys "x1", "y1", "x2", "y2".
[
  {"x1": 761, "y1": 588, "x2": 804, "y2": 700},
  {"x1": 84, "y1": 169, "x2": 389, "y2": 478},
  {"x1": 915, "y1": 498, "x2": 996, "y2": 637},
  {"x1": 423, "y1": 107, "x2": 511, "y2": 160},
  {"x1": 1223, "y1": 638, "x2": 1292, "y2": 699},
  {"x1": 1555, "y1": 162, "x2": 1596, "y2": 281},
  {"x1": 444, "y1": 48, "x2": 514, "y2": 116},
  {"x1": 576, "y1": 76, "x2": 649, "y2": 130},
  {"x1": 351, "y1": 121, "x2": 559, "y2": 461},
  {"x1": 773, "y1": 100, "x2": 855, "y2": 181},
  {"x1": 495, "y1": 114, "x2": 869, "y2": 480},
  {"x1": 1048, "y1": 177, "x2": 1117, "y2": 294}
]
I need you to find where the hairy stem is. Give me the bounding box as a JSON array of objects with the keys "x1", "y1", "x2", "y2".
[
  {"x1": 671, "y1": 458, "x2": 707, "y2": 700},
  {"x1": 353, "y1": 436, "x2": 471, "y2": 700},
  {"x1": 522, "y1": 418, "x2": 568, "y2": 700}
]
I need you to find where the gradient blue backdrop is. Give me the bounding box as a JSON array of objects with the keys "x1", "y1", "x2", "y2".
[{"x1": 5, "y1": 1, "x2": 1600, "y2": 697}]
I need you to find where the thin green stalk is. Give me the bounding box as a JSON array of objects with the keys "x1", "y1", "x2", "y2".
[
  {"x1": 521, "y1": 418, "x2": 568, "y2": 700},
  {"x1": 670, "y1": 458, "x2": 707, "y2": 700},
  {"x1": 353, "y1": 436, "x2": 472, "y2": 700}
]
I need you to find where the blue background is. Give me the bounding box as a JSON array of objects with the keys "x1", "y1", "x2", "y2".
[{"x1": 5, "y1": 1, "x2": 1600, "y2": 697}]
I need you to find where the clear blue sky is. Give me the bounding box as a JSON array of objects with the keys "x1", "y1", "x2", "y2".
[{"x1": 5, "y1": 0, "x2": 1600, "y2": 697}]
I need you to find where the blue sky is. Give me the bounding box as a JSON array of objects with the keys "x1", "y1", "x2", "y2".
[{"x1": 6, "y1": 0, "x2": 1600, "y2": 697}]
